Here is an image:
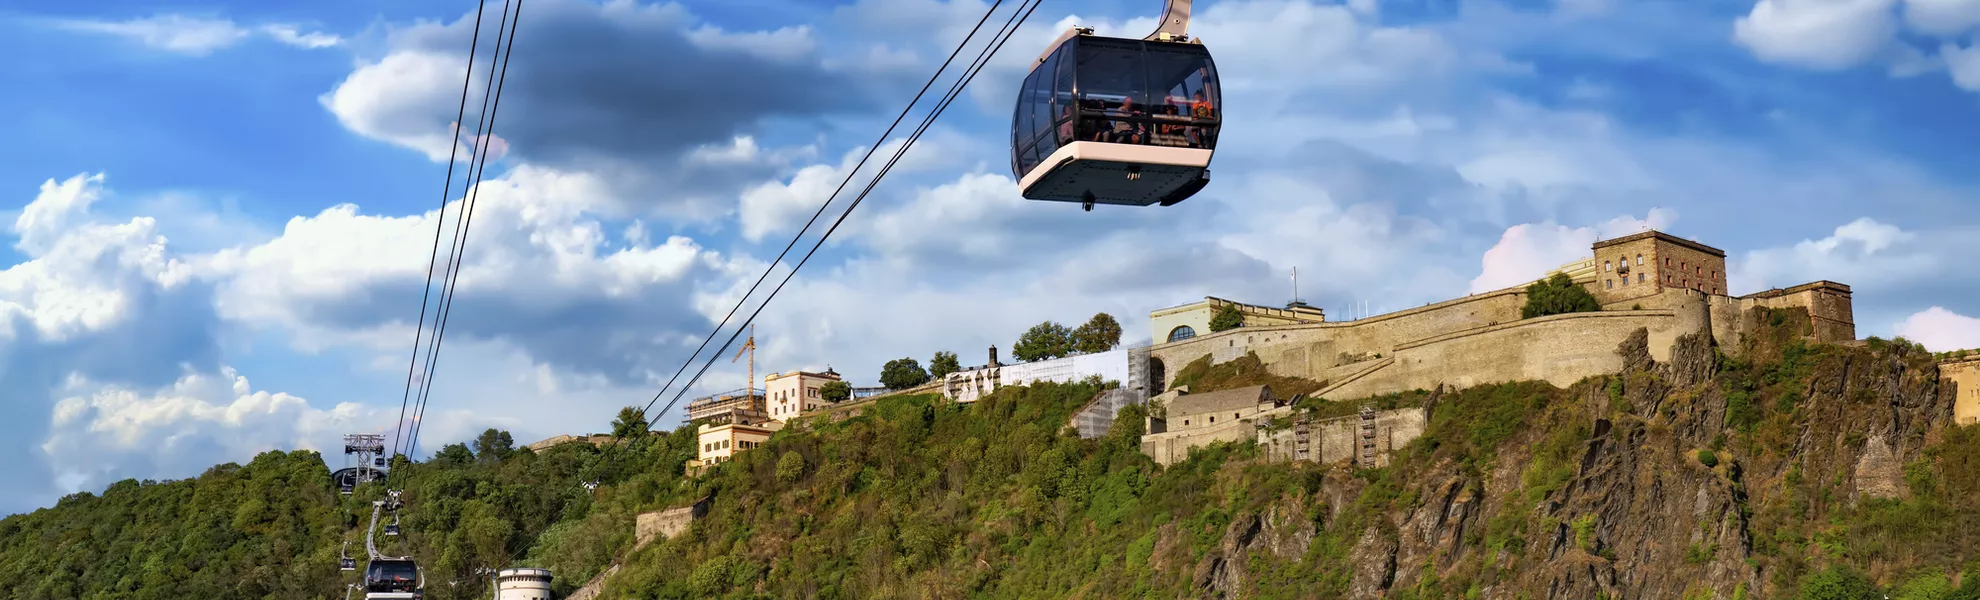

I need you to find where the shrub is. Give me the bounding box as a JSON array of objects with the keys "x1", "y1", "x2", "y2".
[
  {"x1": 1522, "y1": 273, "x2": 1602, "y2": 319},
  {"x1": 1698, "y1": 449, "x2": 1720, "y2": 468},
  {"x1": 1209, "y1": 304, "x2": 1245, "y2": 332}
]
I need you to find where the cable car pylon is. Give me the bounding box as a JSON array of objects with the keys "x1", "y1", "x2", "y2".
[{"x1": 1012, "y1": 0, "x2": 1221, "y2": 210}]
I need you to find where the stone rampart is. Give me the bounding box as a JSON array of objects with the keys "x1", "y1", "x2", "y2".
[
  {"x1": 1319, "y1": 310, "x2": 1681, "y2": 401},
  {"x1": 1143, "y1": 416, "x2": 1254, "y2": 466},
  {"x1": 1943, "y1": 357, "x2": 1980, "y2": 426},
  {"x1": 1148, "y1": 287, "x2": 1527, "y2": 390},
  {"x1": 1257, "y1": 407, "x2": 1427, "y2": 467}
]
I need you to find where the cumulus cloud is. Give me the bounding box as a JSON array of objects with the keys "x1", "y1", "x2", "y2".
[
  {"x1": 1733, "y1": 0, "x2": 1900, "y2": 70},
  {"x1": 197, "y1": 164, "x2": 731, "y2": 385},
  {"x1": 1904, "y1": 0, "x2": 1980, "y2": 36},
  {"x1": 40, "y1": 367, "x2": 387, "y2": 495},
  {"x1": 1892, "y1": 306, "x2": 1980, "y2": 351},
  {"x1": 49, "y1": 14, "x2": 340, "y2": 55},
  {"x1": 1728, "y1": 217, "x2": 1945, "y2": 293},
  {"x1": 320, "y1": 0, "x2": 874, "y2": 219},
  {"x1": 0, "y1": 173, "x2": 228, "y2": 512},
  {"x1": 1468, "y1": 208, "x2": 1677, "y2": 293}
]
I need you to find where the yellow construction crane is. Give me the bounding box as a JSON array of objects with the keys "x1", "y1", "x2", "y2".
[{"x1": 732, "y1": 323, "x2": 756, "y2": 405}]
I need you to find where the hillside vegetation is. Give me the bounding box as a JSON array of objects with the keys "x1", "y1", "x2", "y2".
[{"x1": 4, "y1": 308, "x2": 1980, "y2": 599}]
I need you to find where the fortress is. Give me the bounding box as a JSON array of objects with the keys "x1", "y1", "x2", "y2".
[{"x1": 1135, "y1": 230, "x2": 1863, "y2": 465}]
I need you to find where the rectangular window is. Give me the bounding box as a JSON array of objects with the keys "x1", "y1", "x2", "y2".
[
  {"x1": 1637, "y1": 255, "x2": 1643, "y2": 265},
  {"x1": 1604, "y1": 260, "x2": 1612, "y2": 272},
  {"x1": 1606, "y1": 279, "x2": 1614, "y2": 289},
  {"x1": 1638, "y1": 273, "x2": 1645, "y2": 283}
]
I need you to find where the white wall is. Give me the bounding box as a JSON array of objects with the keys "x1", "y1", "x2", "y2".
[{"x1": 943, "y1": 347, "x2": 1131, "y2": 402}]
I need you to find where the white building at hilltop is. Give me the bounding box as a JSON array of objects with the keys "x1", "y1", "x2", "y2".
[{"x1": 942, "y1": 344, "x2": 1140, "y2": 403}]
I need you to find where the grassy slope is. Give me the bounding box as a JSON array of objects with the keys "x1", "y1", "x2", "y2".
[{"x1": 5, "y1": 320, "x2": 1980, "y2": 599}]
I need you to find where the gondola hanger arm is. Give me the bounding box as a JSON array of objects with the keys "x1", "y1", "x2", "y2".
[{"x1": 1145, "y1": 0, "x2": 1191, "y2": 42}]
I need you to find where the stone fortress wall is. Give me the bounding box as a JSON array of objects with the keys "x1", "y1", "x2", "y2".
[
  {"x1": 1943, "y1": 356, "x2": 1980, "y2": 427},
  {"x1": 1137, "y1": 230, "x2": 1860, "y2": 467}
]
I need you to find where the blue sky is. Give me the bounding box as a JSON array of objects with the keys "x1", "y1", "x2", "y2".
[{"x1": 1, "y1": 0, "x2": 1977, "y2": 515}]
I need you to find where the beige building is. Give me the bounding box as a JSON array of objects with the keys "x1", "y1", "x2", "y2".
[
  {"x1": 1150, "y1": 297, "x2": 1325, "y2": 345},
  {"x1": 1585, "y1": 231, "x2": 1730, "y2": 304},
  {"x1": 1142, "y1": 385, "x2": 1280, "y2": 465},
  {"x1": 766, "y1": 369, "x2": 843, "y2": 422},
  {"x1": 688, "y1": 420, "x2": 781, "y2": 474},
  {"x1": 1945, "y1": 357, "x2": 1980, "y2": 426}
]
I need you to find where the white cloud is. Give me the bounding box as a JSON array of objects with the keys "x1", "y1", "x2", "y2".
[
  {"x1": 2, "y1": 174, "x2": 193, "y2": 343},
  {"x1": 321, "y1": 50, "x2": 478, "y2": 162},
  {"x1": 1941, "y1": 41, "x2": 1980, "y2": 90},
  {"x1": 1468, "y1": 209, "x2": 1677, "y2": 293},
  {"x1": 1903, "y1": 0, "x2": 1980, "y2": 36},
  {"x1": 1729, "y1": 217, "x2": 1946, "y2": 293},
  {"x1": 50, "y1": 14, "x2": 340, "y2": 55},
  {"x1": 1733, "y1": 0, "x2": 1900, "y2": 70},
  {"x1": 39, "y1": 367, "x2": 385, "y2": 494},
  {"x1": 1892, "y1": 306, "x2": 1980, "y2": 351},
  {"x1": 260, "y1": 24, "x2": 343, "y2": 48},
  {"x1": 53, "y1": 14, "x2": 250, "y2": 56}
]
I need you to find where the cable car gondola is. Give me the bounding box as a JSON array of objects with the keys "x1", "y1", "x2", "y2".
[
  {"x1": 362, "y1": 558, "x2": 424, "y2": 600},
  {"x1": 1012, "y1": 0, "x2": 1220, "y2": 211},
  {"x1": 340, "y1": 541, "x2": 357, "y2": 571}
]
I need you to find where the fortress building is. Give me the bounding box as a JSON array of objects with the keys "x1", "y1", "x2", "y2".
[
  {"x1": 1136, "y1": 229, "x2": 1858, "y2": 465},
  {"x1": 1150, "y1": 297, "x2": 1326, "y2": 344}
]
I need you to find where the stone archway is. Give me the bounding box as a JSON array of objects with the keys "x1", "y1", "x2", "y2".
[{"x1": 1148, "y1": 356, "x2": 1167, "y2": 394}]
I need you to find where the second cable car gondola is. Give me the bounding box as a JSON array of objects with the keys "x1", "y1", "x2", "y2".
[{"x1": 1012, "y1": 0, "x2": 1220, "y2": 210}]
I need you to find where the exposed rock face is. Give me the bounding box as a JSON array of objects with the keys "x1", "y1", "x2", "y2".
[
  {"x1": 1171, "y1": 314, "x2": 1958, "y2": 599},
  {"x1": 1193, "y1": 513, "x2": 1261, "y2": 598},
  {"x1": 1343, "y1": 323, "x2": 1948, "y2": 599},
  {"x1": 1348, "y1": 527, "x2": 1397, "y2": 598}
]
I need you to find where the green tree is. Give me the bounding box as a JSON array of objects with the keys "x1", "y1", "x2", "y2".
[
  {"x1": 432, "y1": 443, "x2": 476, "y2": 467},
  {"x1": 1798, "y1": 565, "x2": 1881, "y2": 600},
  {"x1": 1012, "y1": 321, "x2": 1074, "y2": 362},
  {"x1": 1071, "y1": 313, "x2": 1124, "y2": 354},
  {"x1": 1208, "y1": 304, "x2": 1245, "y2": 332},
  {"x1": 1522, "y1": 272, "x2": 1602, "y2": 319},
  {"x1": 929, "y1": 351, "x2": 961, "y2": 379},
  {"x1": 819, "y1": 380, "x2": 852, "y2": 402},
  {"x1": 611, "y1": 406, "x2": 649, "y2": 440},
  {"x1": 776, "y1": 451, "x2": 806, "y2": 484},
  {"x1": 880, "y1": 357, "x2": 931, "y2": 390},
  {"x1": 473, "y1": 428, "x2": 515, "y2": 462}
]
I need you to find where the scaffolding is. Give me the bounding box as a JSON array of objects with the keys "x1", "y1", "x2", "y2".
[
  {"x1": 1293, "y1": 415, "x2": 1311, "y2": 462},
  {"x1": 1357, "y1": 406, "x2": 1377, "y2": 466}
]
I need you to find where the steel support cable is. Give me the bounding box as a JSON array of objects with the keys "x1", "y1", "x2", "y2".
[
  {"x1": 401, "y1": 0, "x2": 525, "y2": 474},
  {"x1": 586, "y1": 0, "x2": 1018, "y2": 474},
  {"x1": 631, "y1": 0, "x2": 1011, "y2": 421},
  {"x1": 640, "y1": 0, "x2": 1044, "y2": 429},
  {"x1": 391, "y1": 0, "x2": 491, "y2": 467},
  {"x1": 387, "y1": 0, "x2": 516, "y2": 492}
]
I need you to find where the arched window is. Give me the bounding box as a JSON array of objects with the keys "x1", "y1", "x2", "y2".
[{"x1": 1167, "y1": 325, "x2": 1197, "y2": 343}]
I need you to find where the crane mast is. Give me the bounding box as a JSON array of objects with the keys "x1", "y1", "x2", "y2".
[{"x1": 733, "y1": 324, "x2": 756, "y2": 407}]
